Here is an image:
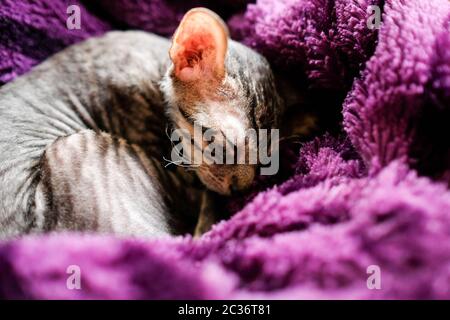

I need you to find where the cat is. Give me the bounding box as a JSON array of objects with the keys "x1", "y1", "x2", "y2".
[{"x1": 0, "y1": 8, "x2": 283, "y2": 239}]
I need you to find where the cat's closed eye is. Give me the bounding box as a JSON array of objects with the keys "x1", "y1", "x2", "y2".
[{"x1": 179, "y1": 108, "x2": 194, "y2": 124}]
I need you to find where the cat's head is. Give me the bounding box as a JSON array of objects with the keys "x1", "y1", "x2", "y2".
[{"x1": 162, "y1": 8, "x2": 283, "y2": 195}]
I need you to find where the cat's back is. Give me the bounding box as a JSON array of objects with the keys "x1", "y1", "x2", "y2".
[
  {"x1": 0, "y1": 31, "x2": 171, "y2": 140},
  {"x1": 0, "y1": 31, "x2": 171, "y2": 238}
]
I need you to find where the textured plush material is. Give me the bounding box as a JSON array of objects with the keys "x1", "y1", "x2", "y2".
[{"x1": 1, "y1": 0, "x2": 450, "y2": 299}]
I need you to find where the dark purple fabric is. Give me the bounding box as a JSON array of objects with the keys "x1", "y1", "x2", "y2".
[
  {"x1": 0, "y1": 0, "x2": 450, "y2": 299},
  {"x1": 229, "y1": 0, "x2": 382, "y2": 90},
  {"x1": 89, "y1": 0, "x2": 252, "y2": 36},
  {"x1": 0, "y1": 0, "x2": 110, "y2": 84}
]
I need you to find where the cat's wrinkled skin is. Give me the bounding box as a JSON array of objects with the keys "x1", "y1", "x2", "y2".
[{"x1": 0, "y1": 8, "x2": 283, "y2": 239}]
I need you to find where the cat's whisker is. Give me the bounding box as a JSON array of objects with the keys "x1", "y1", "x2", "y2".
[
  {"x1": 165, "y1": 124, "x2": 175, "y2": 141},
  {"x1": 162, "y1": 156, "x2": 200, "y2": 169}
]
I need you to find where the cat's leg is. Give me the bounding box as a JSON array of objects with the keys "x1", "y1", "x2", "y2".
[
  {"x1": 36, "y1": 129, "x2": 172, "y2": 237},
  {"x1": 194, "y1": 191, "x2": 218, "y2": 237}
]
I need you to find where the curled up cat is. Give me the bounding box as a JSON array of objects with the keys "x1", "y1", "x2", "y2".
[{"x1": 0, "y1": 8, "x2": 283, "y2": 239}]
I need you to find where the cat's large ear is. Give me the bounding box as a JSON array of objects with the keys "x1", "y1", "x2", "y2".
[{"x1": 170, "y1": 8, "x2": 229, "y2": 83}]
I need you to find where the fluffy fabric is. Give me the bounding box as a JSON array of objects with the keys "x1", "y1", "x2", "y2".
[
  {"x1": 0, "y1": 0, "x2": 110, "y2": 84},
  {"x1": 344, "y1": 0, "x2": 450, "y2": 181},
  {"x1": 1, "y1": 0, "x2": 450, "y2": 299},
  {"x1": 229, "y1": 0, "x2": 382, "y2": 90}
]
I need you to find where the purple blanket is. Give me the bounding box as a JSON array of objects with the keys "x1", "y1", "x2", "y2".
[{"x1": 1, "y1": 0, "x2": 450, "y2": 299}]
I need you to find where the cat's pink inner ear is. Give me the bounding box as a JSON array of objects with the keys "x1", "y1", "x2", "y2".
[{"x1": 170, "y1": 8, "x2": 228, "y2": 83}]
